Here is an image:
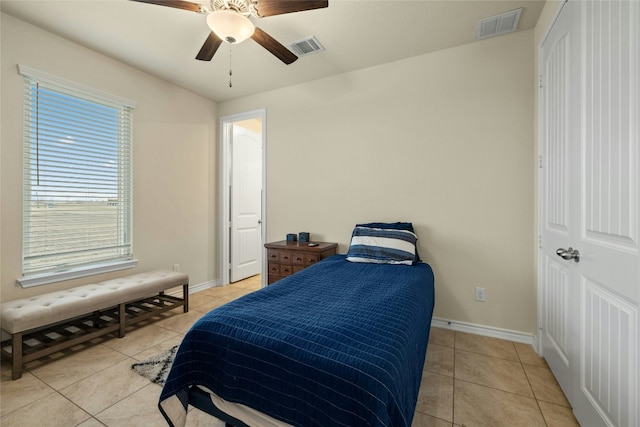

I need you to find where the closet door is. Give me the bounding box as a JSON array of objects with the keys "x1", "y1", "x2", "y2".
[
  {"x1": 539, "y1": 0, "x2": 579, "y2": 400},
  {"x1": 572, "y1": 1, "x2": 639, "y2": 425},
  {"x1": 540, "y1": 1, "x2": 639, "y2": 426}
]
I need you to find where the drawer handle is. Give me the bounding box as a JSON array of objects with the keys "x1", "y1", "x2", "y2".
[
  {"x1": 308, "y1": 259, "x2": 316, "y2": 263},
  {"x1": 296, "y1": 257, "x2": 302, "y2": 261}
]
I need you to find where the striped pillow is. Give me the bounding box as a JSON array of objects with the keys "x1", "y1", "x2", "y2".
[
  {"x1": 356, "y1": 221, "x2": 421, "y2": 262},
  {"x1": 346, "y1": 226, "x2": 418, "y2": 265}
]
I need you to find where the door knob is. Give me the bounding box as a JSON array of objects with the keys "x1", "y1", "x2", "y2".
[{"x1": 556, "y1": 247, "x2": 580, "y2": 262}]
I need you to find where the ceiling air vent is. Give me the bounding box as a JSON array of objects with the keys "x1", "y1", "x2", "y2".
[
  {"x1": 476, "y1": 8, "x2": 523, "y2": 40},
  {"x1": 287, "y1": 36, "x2": 325, "y2": 57}
]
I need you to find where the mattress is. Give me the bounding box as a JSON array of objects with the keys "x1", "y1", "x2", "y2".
[{"x1": 159, "y1": 254, "x2": 435, "y2": 427}]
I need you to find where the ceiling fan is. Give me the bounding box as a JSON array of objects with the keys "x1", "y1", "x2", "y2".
[{"x1": 130, "y1": 0, "x2": 328, "y2": 64}]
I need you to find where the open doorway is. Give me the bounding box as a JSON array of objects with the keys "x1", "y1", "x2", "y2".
[{"x1": 220, "y1": 109, "x2": 266, "y2": 286}]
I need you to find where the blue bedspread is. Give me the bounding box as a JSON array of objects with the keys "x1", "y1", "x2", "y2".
[{"x1": 159, "y1": 255, "x2": 435, "y2": 427}]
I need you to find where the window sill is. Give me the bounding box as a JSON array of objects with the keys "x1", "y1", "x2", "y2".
[{"x1": 17, "y1": 259, "x2": 139, "y2": 288}]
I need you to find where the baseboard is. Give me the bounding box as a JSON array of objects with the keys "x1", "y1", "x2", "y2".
[
  {"x1": 431, "y1": 317, "x2": 535, "y2": 346},
  {"x1": 531, "y1": 332, "x2": 541, "y2": 355},
  {"x1": 166, "y1": 279, "x2": 221, "y2": 297}
]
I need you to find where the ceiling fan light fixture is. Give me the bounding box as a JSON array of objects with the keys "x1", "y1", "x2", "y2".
[{"x1": 207, "y1": 10, "x2": 255, "y2": 44}]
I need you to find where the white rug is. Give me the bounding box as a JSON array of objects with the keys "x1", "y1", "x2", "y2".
[{"x1": 131, "y1": 345, "x2": 179, "y2": 385}]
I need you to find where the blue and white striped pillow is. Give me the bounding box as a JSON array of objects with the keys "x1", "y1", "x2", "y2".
[{"x1": 346, "y1": 226, "x2": 418, "y2": 265}]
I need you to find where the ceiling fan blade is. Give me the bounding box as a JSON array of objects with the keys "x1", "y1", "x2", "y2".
[
  {"x1": 254, "y1": 0, "x2": 328, "y2": 17},
  {"x1": 251, "y1": 28, "x2": 298, "y2": 65},
  {"x1": 196, "y1": 32, "x2": 223, "y2": 61},
  {"x1": 128, "y1": 0, "x2": 206, "y2": 13}
]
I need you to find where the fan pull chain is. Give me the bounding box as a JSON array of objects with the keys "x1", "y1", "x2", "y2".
[{"x1": 228, "y1": 44, "x2": 233, "y2": 88}]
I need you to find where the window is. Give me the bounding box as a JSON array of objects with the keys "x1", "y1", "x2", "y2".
[{"x1": 18, "y1": 65, "x2": 136, "y2": 287}]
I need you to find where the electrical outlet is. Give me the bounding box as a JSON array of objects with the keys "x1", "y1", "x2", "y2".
[
  {"x1": 173, "y1": 264, "x2": 180, "y2": 272},
  {"x1": 475, "y1": 287, "x2": 486, "y2": 302}
]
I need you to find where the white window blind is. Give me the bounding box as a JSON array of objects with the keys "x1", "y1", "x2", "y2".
[{"x1": 20, "y1": 66, "x2": 135, "y2": 281}]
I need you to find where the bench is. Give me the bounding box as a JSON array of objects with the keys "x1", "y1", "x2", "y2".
[{"x1": 0, "y1": 270, "x2": 189, "y2": 380}]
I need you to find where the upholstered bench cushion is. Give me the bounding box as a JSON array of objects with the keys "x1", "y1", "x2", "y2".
[{"x1": 1, "y1": 270, "x2": 188, "y2": 334}]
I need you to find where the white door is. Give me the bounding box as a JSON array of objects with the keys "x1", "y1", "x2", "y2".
[
  {"x1": 539, "y1": 0, "x2": 578, "y2": 400},
  {"x1": 540, "y1": 1, "x2": 639, "y2": 426},
  {"x1": 230, "y1": 123, "x2": 263, "y2": 282}
]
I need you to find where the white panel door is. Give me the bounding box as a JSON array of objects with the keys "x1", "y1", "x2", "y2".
[
  {"x1": 230, "y1": 124, "x2": 262, "y2": 283},
  {"x1": 540, "y1": 0, "x2": 579, "y2": 399},
  {"x1": 540, "y1": 1, "x2": 639, "y2": 426},
  {"x1": 573, "y1": 1, "x2": 638, "y2": 425}
]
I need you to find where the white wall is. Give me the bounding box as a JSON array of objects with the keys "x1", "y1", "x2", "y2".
[
  {"x1": 220, "y1": 30, "x2": 537, "y2": 334},
  {"x1": 0, "y1": 13, "x2": 219, "y2": 301}
]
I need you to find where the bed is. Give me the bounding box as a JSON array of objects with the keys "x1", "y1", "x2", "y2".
[{"x1": 159, "y1": 225, "x2": 435, "y2": 427}]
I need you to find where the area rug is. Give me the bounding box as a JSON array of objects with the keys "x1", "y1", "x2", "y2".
[{"x1": 131, "y1": 345, "x2": 179, "y2": 386}]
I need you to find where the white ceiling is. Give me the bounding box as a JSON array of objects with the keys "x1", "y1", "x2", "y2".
[{"x1": 1, "y1": 0, "x2": 545, "y2": 103}]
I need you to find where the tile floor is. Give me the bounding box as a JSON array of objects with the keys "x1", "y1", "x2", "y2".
[{"x1": 1, "y1": 275, "x2": 580, "y2": 427}]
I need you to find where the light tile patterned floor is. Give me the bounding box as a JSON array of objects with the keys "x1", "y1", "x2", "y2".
[
  {"x1": 1, "y1": 275, "x2": 579, "y2": 426},
  {"x1": 415, "y1": 328, "x2": 579, "y2": 427}
]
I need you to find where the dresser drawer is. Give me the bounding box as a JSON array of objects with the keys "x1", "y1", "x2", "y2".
[
  {"x1": 268, "y1": 262, "x2": 281, "y2": 275},
  {"x1": 268, "y1": 249, "x2": 296, "y2": 265},
  {"x1": 269, "y1": 262, "x2": 294, "y2": 276},
  {"x1": 267, "y1": 249, "x2": 280, "y2": 262},
  {"x1": 292, "y1": 252, "x2": 319, "y2": 266},
  {"x1": 279, "y1": 252, "x2": 293, "y2": 264},
  {"x1": 280, "y1": 264, "x2": 293, "y2": 276}
]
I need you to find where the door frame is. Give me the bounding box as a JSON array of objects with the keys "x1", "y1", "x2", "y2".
[{"x1": 219, "y1": 108, "x2": 267, "y2": 287}]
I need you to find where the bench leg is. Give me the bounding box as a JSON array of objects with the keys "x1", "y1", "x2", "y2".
[
  {"x1": 12, "y1": 333, "x2": 23, "y2": 380},
  {"x1": 92, "y1": 310, "x2": 102, "y2": 329},
  {"x1": 183, "y1": 283, "x2": 189, "y2": 313},
  {"x1": 118, "y1": 303, "x2": 126, "y2": 338}
]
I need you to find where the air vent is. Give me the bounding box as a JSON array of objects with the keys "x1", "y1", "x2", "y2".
[
  {"x1": 287, "y1": 36, "x2": 325, "y2": 57},
  {"x1": 476, "y1": 8, "x2": 522, "y2": 40}
]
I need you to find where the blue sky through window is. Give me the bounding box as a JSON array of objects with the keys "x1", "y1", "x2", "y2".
[{"x1": 28, "y1": 85, "x2": 120, "y2": 202}]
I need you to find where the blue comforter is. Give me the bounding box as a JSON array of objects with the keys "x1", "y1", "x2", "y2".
[{"x1": 159, "y1": 255, "x2": 435, "y2": 427}]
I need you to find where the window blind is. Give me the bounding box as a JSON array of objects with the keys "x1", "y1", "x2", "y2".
[{"x1": 20, "y1": 66, "x2": 134, "y2": 277}]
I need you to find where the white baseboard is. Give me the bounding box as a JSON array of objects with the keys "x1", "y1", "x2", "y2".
[
  {"x1": 531, "y1": 332, "x2": 541, "y2": 355},
  {"x1": 166, "y1": 279, "x2": 221, "y2": 297},
  {"x1": 189, "y1": 279, "x2": 222, "y2": 294},
  {"x1": 431, "y1": 317, "x2": 535, "y2": 346}
]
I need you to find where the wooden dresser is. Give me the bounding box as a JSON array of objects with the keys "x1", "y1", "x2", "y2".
[{"x1": 264, "y1": 240, "x2": 338, "y2": 285}]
